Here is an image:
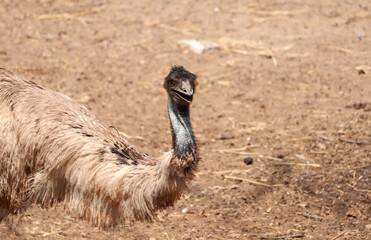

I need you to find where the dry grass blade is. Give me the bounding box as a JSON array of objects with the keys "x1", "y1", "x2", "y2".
[
  {"x1": 318, "y1": 135, "x2": 334, "y2": 141},
  {"x1": 272, "y1": 162, "x2": 321, "y2": 167},
  {"x1": 151, "y1": 23, "x2": 198, "y2": 36},
  {"x1": 266, "y1": 156, "x2": 320, "y2": 167},
  {"x1": 289, "y1": 136, "x2": 313, "y2": 141},
  {"x1": 198, "y1": 170, "x2": 246, "y2": 176},
  {"x1": 214, "y1": 151, "x2": 261, "y2": 155},
  {"x1": 219, "y1": 38, "x2": 277, "y2": 66},
  {"x1": 327, "y1": 46, "x2": 353, "y2": 54},
  {"x1": 330, "y1": 230, "x2": 348, "y2": 240},
  {"x1": 351, "y1": 187, "x2": 371, "y2": 193},
  {"x1": 224, "y1": 176, "x2": 282, "y2": 187},
  {"x1": 211, "y1": 145, "x2": 260, "y2": 155},
  {"x1": 249, "y1": 8, "x2": 309, "y2": 16},
  {"x1": 37, "y1": 7, "x2": 101, "y2": 20}
]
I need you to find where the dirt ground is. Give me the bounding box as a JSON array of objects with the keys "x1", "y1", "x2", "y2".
[{"x1": 0, "y1": 0, "x2": 370, "y2": 239}]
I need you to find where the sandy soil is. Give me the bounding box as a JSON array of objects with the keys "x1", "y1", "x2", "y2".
[{"x1": 0, "y1": 0, "x2": 370, "y2": 239}]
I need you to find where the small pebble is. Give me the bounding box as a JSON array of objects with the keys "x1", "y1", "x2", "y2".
[
  {"x1": 338, "y1": 129, "x2": 345, "y2": 135},
  {"x1": 345, "y1": 211, "x2": 357, "y2": 218},
  {"x1": 44, "y1": 33, "x2": 58, "y2": 41},
  {"x1": 244, "y1": 157, "x2": 253, "y2": 165},
  {"x1": 355, "y1": 31, "x2": 366, "y2": 39},
  {"x1": 215, "y1": 134, "x2": 234, "y2": 140}
]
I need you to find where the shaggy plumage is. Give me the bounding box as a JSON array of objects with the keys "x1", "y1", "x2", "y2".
[{"x1": 0, "y1": 66, "x2": 199, "y2": 227}]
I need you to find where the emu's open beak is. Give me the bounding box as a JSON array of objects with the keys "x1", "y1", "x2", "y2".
[{"x1": 172, "y1": 81, "x2": 194, "y2": 103}]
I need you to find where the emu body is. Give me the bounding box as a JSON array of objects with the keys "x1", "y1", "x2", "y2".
[{"x1": 0, "y1": 66, "x2": 199, "y2": 226}]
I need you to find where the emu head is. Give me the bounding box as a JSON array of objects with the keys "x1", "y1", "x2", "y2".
[{"x1": 164, "y1": 66, "x2": 197, "y2": 106}]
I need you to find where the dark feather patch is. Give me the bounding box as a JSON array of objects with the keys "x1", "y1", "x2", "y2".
[
  {"x1": 82, "y1": 133, "x2": 94, "y2": 137},
  {"x1": 110, "y1": 148, "x2": 130, "y2": 160},
  {"x1": 10, "y1": 103, "x2": 15, "y2": 111}
]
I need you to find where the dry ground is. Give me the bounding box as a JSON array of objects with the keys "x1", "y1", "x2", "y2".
[{"x1": 0, "y1": 0, "x2": 370, "y2": 239}]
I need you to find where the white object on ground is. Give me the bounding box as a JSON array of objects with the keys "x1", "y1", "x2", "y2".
[{"x1": 178, "y1": 39, "x2": 220, "y2": 54}]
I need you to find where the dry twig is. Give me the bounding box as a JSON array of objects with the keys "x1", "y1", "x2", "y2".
[
  {"x1": 330, "y1": 230, "x2": 348, "y2": 240},
  {"x1": 318, "y1": 135, "x2": 334, "y2": 141}
]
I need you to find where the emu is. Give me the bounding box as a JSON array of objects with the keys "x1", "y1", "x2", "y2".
[{"x1": 0, "y1": 66, "x2": 199, "y2": 227}]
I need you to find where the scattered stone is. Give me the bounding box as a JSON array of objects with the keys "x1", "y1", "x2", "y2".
[
  {"x1": 317, "y1": 143, "x2": 327, "y2": 150},
  {"x1": 358, "y1": 69, "x2": 366, "y2": 75},
  {"x1": 181, "y1": 207, "x2": 188, "y2": 213},
  {"x1": 44, "y1": 33, "x2": 58, "y2": 41},
  {"x1": 178, "y1": 39, "x2": 220, "y2": 54},
  {"x1": 244, "y1": 157, "x2": 253, "y2": 165},
  {"x1": 80, "y1": 94, "x2": 92, "y2": 103},
  {"x1": 345, "y1": 211, "x2": 357, "y2": 218},
  {"x1": 215, "y1": 134, "x2": 234, "y2": 140},
  {"x1": 86, "y1": 18, "x2": 94, "y2": 24},
  {"x1": 230, "y1": 185, "x2": 239, "y2": 189},
  {"x1": 64, "y1": 216, "x2": 74, "y2": 221},
  {"x1": 355, "y1": 31, "x2": 366, "y2": 39},
  {"x1": 277, "y1": 154, "x2": 284, "y2": 159},
  {"x1": 356, "y1": 65, "x2": 371, "y2": 75}
]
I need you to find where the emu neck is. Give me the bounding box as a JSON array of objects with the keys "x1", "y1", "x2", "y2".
[{"x1": 168, "y1": 99, "x2": 196, "y2": 157}]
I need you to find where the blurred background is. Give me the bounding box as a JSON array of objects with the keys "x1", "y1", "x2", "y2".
[{"x1": 0, "y1": 0, "x2": 370, "y2": 239}]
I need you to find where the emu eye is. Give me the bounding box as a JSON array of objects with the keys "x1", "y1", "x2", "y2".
[{"x1": 169, "y1": 80, "x2": 175, "y2": 87}]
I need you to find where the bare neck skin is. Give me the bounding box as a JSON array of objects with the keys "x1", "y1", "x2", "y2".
[{"x1": 168, "y1": 98, "x2": 196, "y2": 157}]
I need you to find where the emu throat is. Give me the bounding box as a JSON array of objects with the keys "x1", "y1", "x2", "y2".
[{"x1": 168, "y1": 99, "x2": 195, "y2": 157}]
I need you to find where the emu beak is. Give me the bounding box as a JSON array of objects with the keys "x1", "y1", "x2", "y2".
[
  {"x1": 181, "y1": 81, "x2": 194, "y2": 96},
  {"x1": 172, "y1": 81, "x2": 194, "y2": 103}
]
